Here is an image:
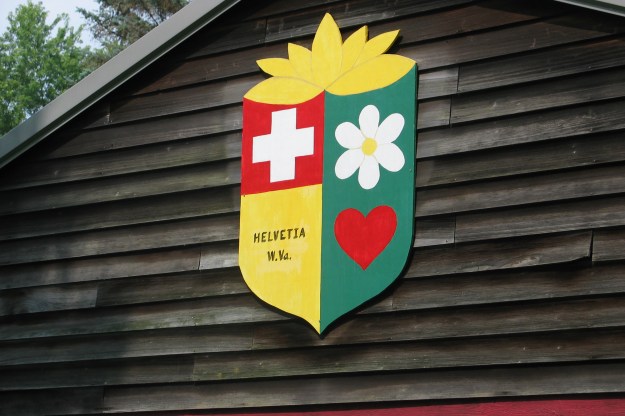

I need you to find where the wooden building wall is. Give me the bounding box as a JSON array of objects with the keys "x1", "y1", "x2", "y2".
[{"x1": 2, "y1": 0, "x2": 625, "y2": 414}]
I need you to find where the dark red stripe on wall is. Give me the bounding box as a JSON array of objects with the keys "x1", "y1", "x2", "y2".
[{"x1": 185, "y1": 398, "x2": 625, "y2": 416}]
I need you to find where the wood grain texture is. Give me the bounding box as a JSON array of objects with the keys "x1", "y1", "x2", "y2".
[
  {"x1": 417, "y1": 99, "x2": 625, "y2": 159},
  {"x1": 416, "y1": 131, "x2": 625, "y2": 187},
  {"x1": 0, "y1": 326, "x2": 254, "y2": 367},
  {"x1": 414, "y1": 218, "x2": 455, "y2": 247},
  {"x1": 0, "y1": 283, "x2": 98, "y2": 317},
  {"x1": 8, "y1": 329, "x2": 620, "y2": 392},
  {"x1": 456, "y1": 195, "x2": 625, "y2": 242},
  {"x1": 0, "y1": 295, "x2": 277, "y2": 342},
  {"x1": 200, "y1": 241, "x2": 239, "y2": 270},
  {"x1": 418, "y1": 99, "x2": 451, "y2": 129},
  {"x1": 40, "y1": 106, "x2": 242, "y2": 160},
  {"x1": 0, "y1": 247, "x2": 201, "y2": 290},
  {"x1": 96, "y1": 268, "x2": 247, "y2": 307},
  {"x1": 109, "y1": 76, "x2": 260, "y2": 125},
  {"x1": 193, "y1": 329, "x2": 625, "y2": 381},
  {"x1": 253, "y1": 295, "x2": 623, "y2": 349},
  {"x1": 407, "y1": 231, "x2": 591, "y2": 278},
  {"x1": 103, "y1": 362, "x2": 625, "y2": 412},
  {"x1": 452, "y1": 66, "x2": 625, "y2": 124},
  {"x1": 401, "y1": 13, "x2": 625, "y2": 70},
  {"x1": 398, "y1": 263, "x2": 625, "y2": 310},
  {"x1": 459, "y1": 36, "x2": 625, "y2": 92},
  {"x1": 0, "y1": 133, "x2": 242, "y2": 190},
  {"x1": 264, "y1": 0, "x2": 476, "y2": 42},
  {"x1": 0, "y1": 214, "x2": 239, "y2": 266},
  {"x1": 187, "y1": 16, "x2": 267, "y2": 58},
  {"x1": 0, "y1": 187, "x2": 240, "y2": 242},
  {"x1": 593, "y1": 228, "x2": 625, "y2": 263},
  {"x1": 416, "y1": 164, "x2": 625, "y2": 216},
  {"x1": 0, "y1": 356, "x2": 194, "y2": 391},
  {"x1": 0, "y1": 160, "x2": 240, "y2": 215},
  {"x1": 0, "y1": 388, "x2": 103, "y2": 416}
]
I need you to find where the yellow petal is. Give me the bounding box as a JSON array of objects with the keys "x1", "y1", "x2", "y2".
[
  {"x1": 327, "y1": 54, "x2": 415, "y2": 95},
  {"x1": 311, "y1": 13, "x2": 343, "y2": 88},
  {"x1": 244, "y1": 77, "x2": 323, "y2": 105},
  {"x1": 354, "y1": 30, "x2": 400, "y2": 66},
  {"x1": 257, "y1": 58, "x2": 297, "y2": 78},
  {"x1": 288, "y1": 43, "x2": 314, "y2": 83},
  {"x1": 340, "y1": 26, "x2": 367, "y2": 74}
]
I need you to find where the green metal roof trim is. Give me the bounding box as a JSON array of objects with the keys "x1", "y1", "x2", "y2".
[
  {"x1": 0, "y1": 0, "x2": 240, "y2": 170},
  {"x1": 556, "y1": 0, "x2": 625, "y2": 16}
]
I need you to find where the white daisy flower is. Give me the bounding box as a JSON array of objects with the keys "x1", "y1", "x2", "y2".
[{"x1": 334, "y1": 104, "x2": 405, "y2": 190}]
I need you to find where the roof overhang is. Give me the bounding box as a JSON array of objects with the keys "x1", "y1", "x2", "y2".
[
  {"x1": 0, "y1": 0, "x2": 240, "y2": 170},
  {"x1": 555, "y1": 0, "x2": 625, "y2": 17}
]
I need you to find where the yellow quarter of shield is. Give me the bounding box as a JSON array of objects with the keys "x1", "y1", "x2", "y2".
[{"x1": 239, "y1": 185, "x2": 322, "y2": 332}]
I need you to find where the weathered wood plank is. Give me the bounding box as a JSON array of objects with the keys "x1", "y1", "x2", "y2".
[
  {"x1": 455, "y1": 195, "x2": 625, "y2": 242},
  {"x1": 264, "y1": 0, "x2": 497, "y2": 43},
  {"x1": 418, "y1": 98, "x2": 625, "y2": 159},
  {"x1": 0, "y1": 214, "x2": 239, "y2": 266},
  {"x1": 254, "y1": 295, "x2": 622, "y2": 349},
  {"x1": 418, "y1": 68, "x2": 458, "y2": 99},
  {"x1": 0, "y1": 133, "x2": 241, "y2": 190},
  {"x1": 416, "y1": 164, "x2": 625, "y2": 217},
  {"x1": 0, "y1": 295, "x2": 278, "y2": 342},
  {"x1": 452, "y1": 66, "x2": 625, "y2": 124},
  {"x1": 245, "y1": 0, "x2": 342, "y2": 19},
  {"x1": 459, "y1": 36, "x2": 625, "y2": 92},
  {"x1": 1, "y1": 261, "x2": 609, "y2": 344},
  {"x1": 407, "y1": 231, "x2": 591, "y2": 278},
  {"x1": 0, "y1": 270, "x2": 246, "y2": 317},
  {"x1": 194, "y1": 329, "x2": 625, "y2": 382},
  {"x1": 0, "y1": 247, "x2": 201, "y2": 290},
  {"x1": 416, "y1": 131, "x2": 625, "y2": 187},
  {"x1": 139, "y1": 52, "x2": 456, "y2": 99},
  {"x1": 107, "y1": 83, "x2": 447, "y2": 128},
  {"x1": 0, "y1": 356, "x2": 194, "y2": 391},
  {"x1": 96, "y1": 268, "x2": 247, "y2": 307},
  {"x1": 103, "y1": 362, "x2": 625, "y2": 412},
  {"x1": 109, "y1": 75, "x2": 260, "y2": 125},
  {"x1": 593, "y1": 228, "x2": 625, "y2": 263},
  {"x1": 141, "y1": 0, "x2": 551, "y2": 93},
  {"x1": 0, "y1": 283, "x2": 98, "y2": 317},
  {"x1": 0, "y1": 326, "x2": 253, "y2": 367},
  {"x1": 187, "y1": 17, "x2": 267, "y2": 58},
  {"x1": 0, "y1": 160, "x2": 240, "y2": 215},
  {"x1": 0, "y1": 186, "x2": 240, "y2": 242},
  {"x1": 0, "y1": 387, "x2": 103, "y2": 416},
  {"x1": 418, "y1": 98, "x2": 450, "y2": 129},
  {"x1": 39, "y1": 105, "x2": 242, "y2": 160},
  {"x1": 402, "y1": 13, "x2": 625, "y2": 70},
  {"x1": 414, "y1": 217, "x2": 455, "y2": 247},
  {"x1": 200, "y1": 241, "x2": 239, "y2": 270},
  {"x1": 398, "y1": 263, "x2": 625, "y2": 310},
  {"x1": 138, "y1": 44, "x2": 287, "y2": 94}
]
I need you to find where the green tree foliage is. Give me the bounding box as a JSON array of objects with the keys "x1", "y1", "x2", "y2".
[
  {"x1": 0, "y1": 1, "x2": 90, "y2": 135},
  {"x1": 79, "y1": 0, "x2": 189, "y2": 68}
]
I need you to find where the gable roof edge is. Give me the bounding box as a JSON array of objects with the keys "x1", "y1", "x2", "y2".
[
  {"x1": 0, "y1": 0, "x2": 241, "y2": 170},
  {"x1": 555, "y1": 0, "x2": 625, "y2": 17}
]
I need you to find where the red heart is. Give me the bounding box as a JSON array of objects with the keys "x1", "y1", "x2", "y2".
[{"x1": 334, "y1": 206, "x2": 397, "y2": 270}]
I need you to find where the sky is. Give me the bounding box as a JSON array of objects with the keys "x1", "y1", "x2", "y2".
[{"x1": 0, "y1": 0, "x2": 100, "y2": 47}]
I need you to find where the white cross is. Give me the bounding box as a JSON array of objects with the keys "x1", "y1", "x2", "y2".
[{"x1": 252, "y1": 108, "x2": 315, "y2": 182}]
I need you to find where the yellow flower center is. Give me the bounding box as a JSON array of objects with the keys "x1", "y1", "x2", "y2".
[{"x1": 362, "y1": 138, "x2": 378, "y2": 156}]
